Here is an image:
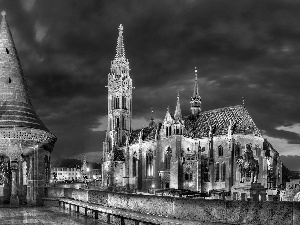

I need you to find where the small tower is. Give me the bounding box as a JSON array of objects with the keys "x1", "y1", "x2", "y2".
[
  {"x1": 190, "y1": 67, "x2": 201, "y2": 116},
  {"x1": 174, "y1": 94, "x2": 184, "y2": 135}
]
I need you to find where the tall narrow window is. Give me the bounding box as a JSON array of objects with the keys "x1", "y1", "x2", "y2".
[
  {"x1": 169, "y1": 126, "x2": 171, "y2": 136},
  {"x1": 216, "y1": 163, "x2": 220, "y2": 181},
  {"x1": 165, "y1": 147, "x2": 172, "y2": 170},
  {"x1": 116, "y1": 118, "x2": 119, "y2": 128},
  {"x1": 166, "y1": 127, "x2": 168, "y2": 137},
  {"x1": 132, "y1": 156, "x2": 137, "y2": 177},
  {"x1": 222, "y1": 162, "x2": 226, "y2": 181},
  {"x1": 146, "y1": 151, "x2": 153, "y2": 177},
  {"x1": 235, "y1": 145, "x2": 240, "y2": 157},
  {"x1": 218, "y1": 145, "x2": 223, "y2": 157}
]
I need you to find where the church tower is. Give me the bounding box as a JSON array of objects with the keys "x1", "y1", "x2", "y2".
[
  {"x1": 190, "y1": 67, "x2": 201, "y2": 116},
  {"x1": 106, "y1": 24, "x2": 132, "y2": 149}
]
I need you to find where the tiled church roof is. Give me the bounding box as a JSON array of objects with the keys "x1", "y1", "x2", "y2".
[
  {"x1": 129, "y1": 105, "x2": 261, "y2": 144},
  {"x1": 184, "y1": 105, "x2": 261, "y2": 138},
  {"x1": 129, "y1": 123, "x2": 159, "y2": 144}
]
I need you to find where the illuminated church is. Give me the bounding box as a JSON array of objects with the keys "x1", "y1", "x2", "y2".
[{"x1": 102, "y1": 25, "x2": 282, "y2": 196}]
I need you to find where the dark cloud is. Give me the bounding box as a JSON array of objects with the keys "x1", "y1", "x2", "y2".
[{"x1": 1, "y1": 0, "x2": 299, "y2": 162}]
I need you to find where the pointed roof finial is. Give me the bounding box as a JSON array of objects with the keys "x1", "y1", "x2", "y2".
[
  {"x1": 115, "y1": 24, "x2": 126, "y2": 59},
  {"x1": 1, "y1": 11, "x2": 6, "y2": 18},
  {"x1": 149, "y1": 107, "x2": 155, "y2": 127},
  {"x1": 193, "y1": 67, "x2": 199, "y2": 98},
  {"x1": 174, "y1": 93, "x2": 182, "y2": 120},
  {"x1": 242, "y1": 97, "x2": 245, "y2": 107}
]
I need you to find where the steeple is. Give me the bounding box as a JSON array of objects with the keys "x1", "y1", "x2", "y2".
[
  {"x1": 115, "y1": 24, "x2": 125, "y2": 59},
  {"x1": 149, "y1": 108, "x2": 155, "y2": 127},
  {"x1": 174, "y1": 93, "x2": 182, "y2": 120},
  {"x1": 0, "y1": 11, "x2": 54, "y2": 133},
  {"x1": 190, "y1": 67, "x2": 202, "y2": 116}
]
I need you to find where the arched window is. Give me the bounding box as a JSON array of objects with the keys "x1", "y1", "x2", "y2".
[
  {"x1": 218, "y1": 145, "x2": 223, "y2": 157},
  {"x1": 146, "y1": 151, "x2": 153, "y2": 177},
  {"x1": 235, "y1": 145, "x2": 240, "y2": 157},
  {"x1": 185, "y1": 173, "x2": 189, "y2": 180},
  {"x1": 203, "y1": 159, "x2": 210, "y2": 182},
  {"x1": 132, "y1": 156, "x2": 137, "y2": 177},
  {"x1": 166, "y1": 127, "x2": 168, "y2": 136},
  {"x1": 216, "y1": 162, "x2": 220, "y2": 182},
  {"x1": 165, "y1": 147, "x2": 172, "y2": 170},
  {"x1": 169, "y1": 126, "x2": 171, "y2": 136},
  {"x1": 222, "y1": 162, "x2": 226, "y2": 181}
]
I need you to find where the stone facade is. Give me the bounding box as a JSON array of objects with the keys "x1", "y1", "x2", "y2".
[
  {"x1": 102, "y1": 25, "x2": 282, "y2": 196},
  {"x1": 0, "y1": 11, "x2": 56, "y2": 205}
]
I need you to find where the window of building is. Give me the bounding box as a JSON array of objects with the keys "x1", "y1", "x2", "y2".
[
  {"x1": 202, "y1": 159, "x2": 210, "y2": 182},
  {"x1": 218, "y1": 145, "x2": 223, "y2": 157},
  {"x1": 235, "y1": 145, "x2": 240, "y2": 157},
  {"x1": 146, "y1": 151, "x2": 153, "y2": 177},
  {"x1": 132, "y1": 156, "x2": 137, "y2": 177},
  {"x1": 222, "y1": 162, "x2": 226, "y2": 181},
  {"x1": 165, "y1": 147, "x2": 172, "y2": 170},
  {"x1": 216, "y1": 163, "x2": 220, "y2": 181},
  {"x1": 169, "y1": 126, "x2": 171, "y2": 136}
]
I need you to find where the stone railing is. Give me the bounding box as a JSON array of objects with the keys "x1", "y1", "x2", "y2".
[{"x1": 46, "y1": 187, "x2": 300, "y2": 224}]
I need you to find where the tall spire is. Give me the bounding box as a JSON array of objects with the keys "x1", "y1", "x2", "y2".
[
  {"x1": 174, "y1": 93, "x2": 182, "y2": 120},
  {"x1": 190, "y1": 67, "x2": 202, "y2": 116},
  {"x1": 115, "y1": 24, "x2": 125, "y2": 59},
  {"x1": 193, "y1": 67, "x2": 199, "y2": 98}
]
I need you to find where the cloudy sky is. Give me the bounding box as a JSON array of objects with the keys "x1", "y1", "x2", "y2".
[{"x1": 1, "y1": 0, "x2": 300, "y2": 170}]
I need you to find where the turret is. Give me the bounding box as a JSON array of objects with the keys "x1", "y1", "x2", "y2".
[{"x1": 190, "y1": 67, "x2": 201, "y2": 116}]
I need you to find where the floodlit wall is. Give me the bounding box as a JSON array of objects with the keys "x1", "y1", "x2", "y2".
[{"x1": 46, "y1": 187, "x2": 300, "y2": 224}]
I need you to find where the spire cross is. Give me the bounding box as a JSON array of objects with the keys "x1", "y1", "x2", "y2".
[
  {"x1": 242, "y1": 97, "x2": 245, "y2": 106},
  {"x1": 195, "y1": 66, "x2": 198, "y2": 81}
]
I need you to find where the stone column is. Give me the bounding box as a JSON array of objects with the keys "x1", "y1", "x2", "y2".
[{"x1": 10, "y1": 161, "x2": 19, "y2": 206}]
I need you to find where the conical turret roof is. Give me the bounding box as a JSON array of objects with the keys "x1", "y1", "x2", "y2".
[{"x1": 0, "y1": 11, "x2": 50, "y2": 132}]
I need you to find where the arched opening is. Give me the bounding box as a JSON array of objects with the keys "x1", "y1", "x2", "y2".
[{"x1": 5, "y1": 48, "x2": 9, "y2": 54}]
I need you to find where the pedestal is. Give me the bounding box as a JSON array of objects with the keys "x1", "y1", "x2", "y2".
[{"x1": 10, "y1": 194, "x2": 19, "y2": 206}]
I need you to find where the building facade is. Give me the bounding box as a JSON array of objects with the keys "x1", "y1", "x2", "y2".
[{"x1": 102, "y1": 25, "x2": 282, "y2": 195}]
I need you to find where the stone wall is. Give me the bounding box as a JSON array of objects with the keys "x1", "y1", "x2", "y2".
[{"x1": 46, "y1": 187, "x2": 300, "y2": 224}]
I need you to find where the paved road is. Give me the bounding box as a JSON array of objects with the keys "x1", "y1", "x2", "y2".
[{"x1": 0, "y1": 206, "x2": 109, "y2": 224}]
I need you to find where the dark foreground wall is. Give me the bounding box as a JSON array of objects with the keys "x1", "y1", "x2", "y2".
[{"x1": 47, "y1": 187, "x2": 300, "y2": 225}]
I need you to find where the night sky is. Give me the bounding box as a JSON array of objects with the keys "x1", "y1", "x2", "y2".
[{"x1": 1, "y1": 0, "x2": 299, "y2": 170}]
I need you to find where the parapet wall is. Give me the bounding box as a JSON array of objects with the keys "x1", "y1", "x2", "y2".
[{"x1": 46, "y1": 187, "x2": 300, "y2": 224}]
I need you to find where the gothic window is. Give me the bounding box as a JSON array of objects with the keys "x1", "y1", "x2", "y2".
[
  {"x1": 235, "y1": 145, "x2": 240, "y2": 157},
  {"x1": 185, "y1": 173, "x2": 189, "y2": 180},
  {"x1": 218, "y1": 145, "x2": 223, "y2": 157},
  {"x1": 146, "y1": 151, "x2": 153, "y2": 177},
  {"x1": 116, "y1": 98, "x2": 120, "y2": 108},
  {"x1": 122, "y1": 96, "x2": 126, "y2": 109},
  {"x1": 6, "y1": 48, "x2": 9, "y2": 54},
  {"x1": 215, "y1": 162, "x2": 220, "y2": 181},
  {"x1": 169, "y1": 126, "x2": 171, "y2": 136},
  {"x1": 203, "y1": 159, "x2": 210, "y2": 182},
  {"x1": 222, "y1": 162, "x2": 226, "y2": 181},
  {"x1": 132, "y1": 156, "x2": 137, "y2": 177},
  {"x1": 116, "y1": 118, "x2": 119, "y2": 128},
  {"x1": 166, "y1": 127, "x2": 168, "y2": 136},
  {"x1": 165, "y1": 147, "x2": 172, "y2": 170},
  {"x1": 122, "y1": 117, "x2": 126, "y2": 129}
]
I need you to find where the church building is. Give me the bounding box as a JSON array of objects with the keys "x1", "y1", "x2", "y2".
[{"x1": 102, "y1": 25, "x2": 282, "y2": 196}]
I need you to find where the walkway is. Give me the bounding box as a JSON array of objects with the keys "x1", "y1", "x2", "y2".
[{"x1": 0, "y1": 206, "x2": 109, "y2": 224}]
